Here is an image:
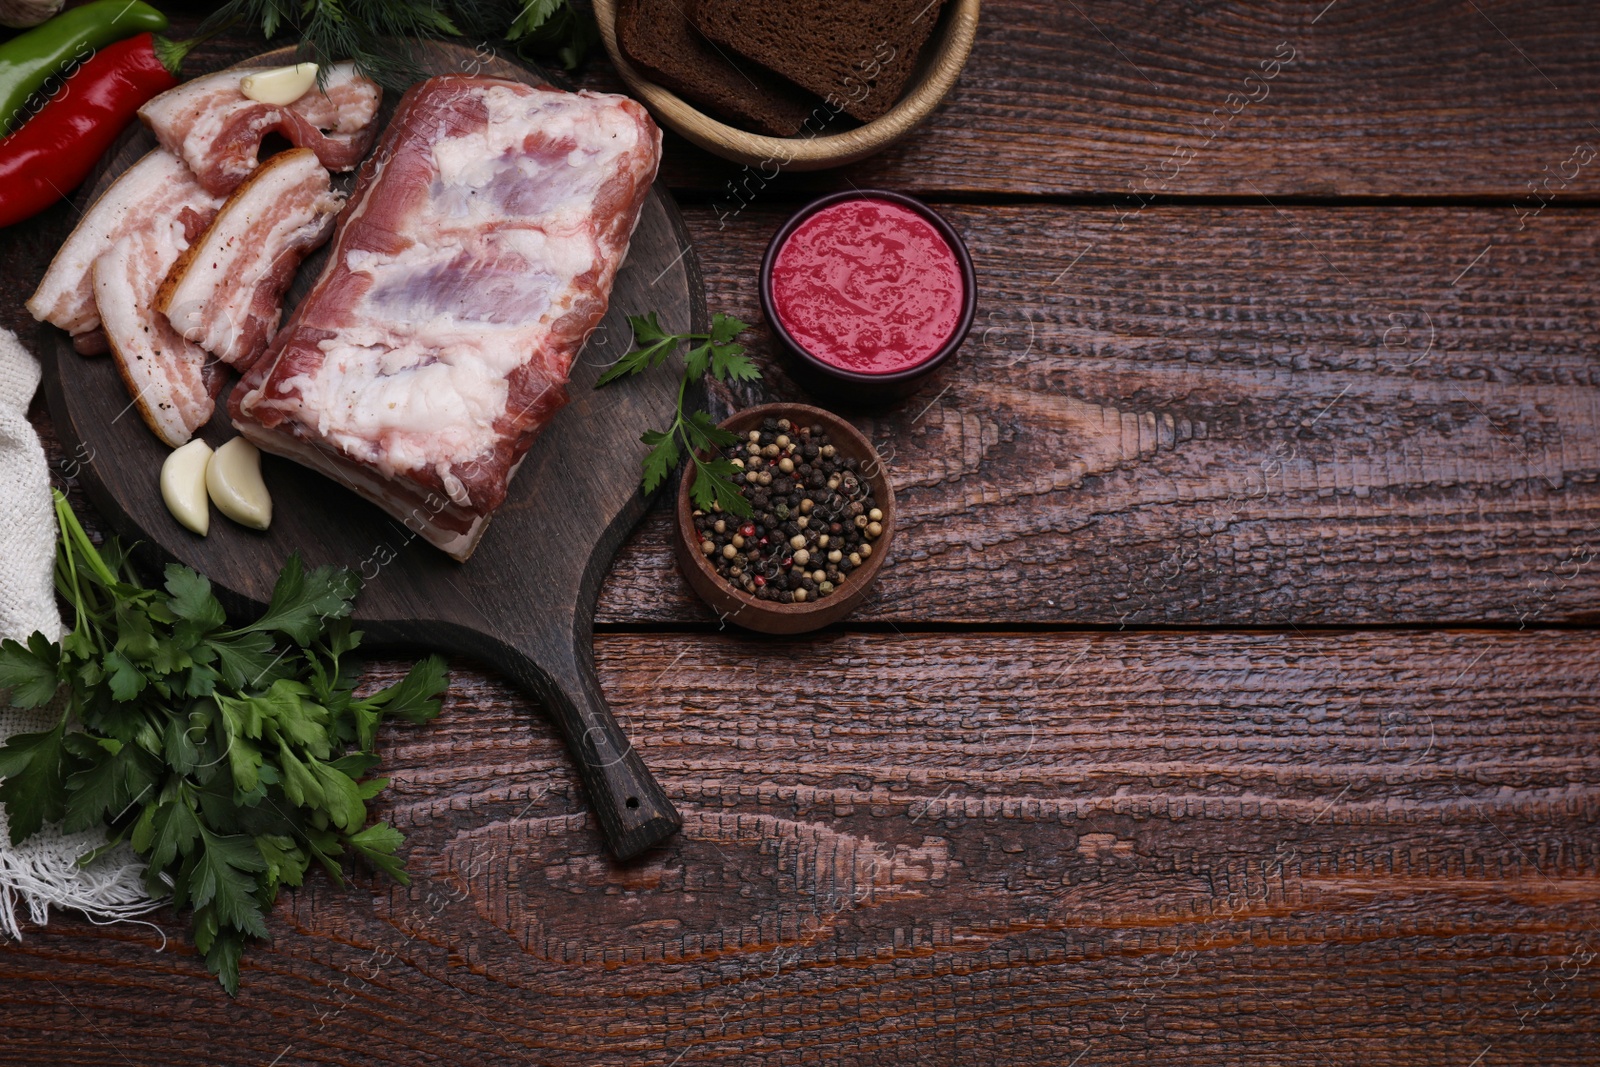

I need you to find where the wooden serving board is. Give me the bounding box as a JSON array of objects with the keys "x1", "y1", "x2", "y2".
[{"x1": 40, "y1": 44, "x2": 701, "y2": 861}]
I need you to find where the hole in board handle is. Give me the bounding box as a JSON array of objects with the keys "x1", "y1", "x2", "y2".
[{"x1": 626, "y1": 796, "x2": 639, "y2": 809}]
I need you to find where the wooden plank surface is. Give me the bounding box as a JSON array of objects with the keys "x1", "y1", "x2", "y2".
[
  {"x1": 576, "y1": 0, "x2": 1600, "y2": 197},
  {"x1": 0, "y1": 630, "x2": 1595, "y2": 1064},
  {"x1": 5, "y1": 4, "x2": 1600, "y2": 1062},
  {"x1": 0, "y1": 0, "x2": 1597, "y2": 210}
]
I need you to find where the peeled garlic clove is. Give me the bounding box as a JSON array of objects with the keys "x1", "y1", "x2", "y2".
[
  {"x1": 239, "y1": 63, "x2": 319, "y2": 106},
  {"x1": 206, "y1": 438, "x2": 272, "y2": 530},
  {"x1": 161, "y1": 439, "x2": 213, "y2": 536}
]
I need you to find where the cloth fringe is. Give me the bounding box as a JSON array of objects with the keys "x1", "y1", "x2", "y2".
[{"x1": 0, "y1": 326, "x2": 163, "y2": 939}]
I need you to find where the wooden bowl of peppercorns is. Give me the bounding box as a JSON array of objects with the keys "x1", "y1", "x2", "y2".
[{"x1": 676, "y1": 403, "x2": 895, "y2": 634}]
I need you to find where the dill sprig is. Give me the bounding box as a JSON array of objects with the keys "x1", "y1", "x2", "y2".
[{"x1": 202, "y1": 0, "x2": 594, "y2": 88}]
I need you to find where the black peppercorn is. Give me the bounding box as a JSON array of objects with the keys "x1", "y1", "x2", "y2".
[{"x1": 700, "y1": 419, "x2": 881, "y2": 605}]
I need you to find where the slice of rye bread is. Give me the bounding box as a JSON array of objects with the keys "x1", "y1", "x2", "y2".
[
  {"x1": 617, "y1": 0, "x2": 820, "y2": 136},
  {"x1": 692, "y1": 0, "x2": 951, "y2": 122}
]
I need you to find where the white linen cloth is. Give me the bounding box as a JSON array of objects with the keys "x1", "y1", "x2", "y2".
[{"x1": 0, "y1": 326, "x2": 158, "y2": 937}]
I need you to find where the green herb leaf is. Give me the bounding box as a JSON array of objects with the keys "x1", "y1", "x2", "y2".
[
  {"x1": 62, "y1": 735, "x2": 151, "y2": 834},
  {"x1": 103, "y1": 649, "x2": 146, "y2": 702},
  {"x1": 689, "y1": 457, "x2": 752, "y2": 517},
  {"x1": 363, "y1": 655, "x2": 449, "y2": 725},
  {"x1": 502, "y1": 0, "x2": 596, "y2": 70},
  {"x1": 685, "y1": 409, "x2": 740, "y2": 451},
  {"x1": 709, "y1": 338, "x2": 760, "y2": 384},
  {"x1": 596, "y1": 313, "x2": 681, "y2": 386},
  {"x1": 143, "y1": 797, "x2": 201, "y2": 872},
  {"x1": 508, "y1": 0, "x2": 563, "y2": 37},
  {"x1": 256, "y1": 834, "x2": 309, "y2": 889},
  {"x1": 0, "y1": 634, "x2": 60, "y2": 708},
  {"x1": 0, "y1": 717, "x2": 69, "y2": 844},
  {"x1": 165, "y1": 565, "x2": 227, "y2": 632},
  {"x1": 204, "y1": 924, "x2": 246, "y2": 997},
  {"x1": 709, "y1": 314, "x2": 750, "y2": 345},
  {"x1": 682, "y1": 340, "x2": 713, "y2": 382},
  {"x1": 200, "y1": 0, "x2": 526, "y2": 89},
  {"x1": 210, "y1": 631, "x2": 281, "y2": 691},
  {"x1": 639, "y1": 427, "x2": 681, "y2": 496},
  {"x1": 231, "y1": 555, "x2": 358, "y2": 646},
  {"x1": 190, "y1": 827, "x2": 270, "y2": 939},
  {"x1": 278, "y1": 745, "x2": 325, "y2": 811},
  {"x1": 309, "y1": 759, "x2": 366, "y2": 832},
  {"x1": 348, "y1": 822, "x2": 409, "y2": 883}
]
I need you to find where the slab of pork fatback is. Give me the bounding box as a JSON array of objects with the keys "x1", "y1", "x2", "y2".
[{"x1": 231, "y1": 76, "x2": 663, "y2": 560}]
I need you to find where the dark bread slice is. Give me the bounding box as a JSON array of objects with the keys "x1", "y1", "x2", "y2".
[
  {"x1": 617, "y1": 0, "x2": 820, "y2": 136},
  {"x1": 692, "y1": 0, "x2": 950, "y2": 122}
]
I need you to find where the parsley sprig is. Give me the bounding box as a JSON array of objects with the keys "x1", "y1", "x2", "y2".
[
  {"x1": 0, "y1": 493, "x2": 447, "y2": 994},
  {"x1": 597, "y1": 312, "x2": 761, "y2": 516}
]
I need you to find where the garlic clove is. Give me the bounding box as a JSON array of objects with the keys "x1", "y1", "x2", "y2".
[
  {"x1": 206, "y1": 438, "x2": 272, "y2": 530},
  {"x1": 239, "y1": 63, "x2": 319, "y2": 106},
  {"x1": 161, "y1": 439, "x2": 213, "y2": 536}
]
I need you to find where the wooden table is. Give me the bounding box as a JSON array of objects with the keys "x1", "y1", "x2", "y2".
[{"x1": 3, "y1": 3, "x2": 1598, "y2": 1063}]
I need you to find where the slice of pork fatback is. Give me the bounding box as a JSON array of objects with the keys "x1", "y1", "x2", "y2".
[
  {"x1": 157, "y1": 149, "x2": 344, "y2": 370},
  {"x1": 96, "y1": 221, "x2": 223, "y2": 449},
  {"x1": 27, "y1": 150, "x2": 224, "y2": 352},
  {"x1": 139, "y1": 63, "x2": 381, "y2": 197}
]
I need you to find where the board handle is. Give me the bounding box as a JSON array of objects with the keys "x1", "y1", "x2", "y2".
[{"x1": 493, "y1": 624, "x2": 681, "y2": 861}]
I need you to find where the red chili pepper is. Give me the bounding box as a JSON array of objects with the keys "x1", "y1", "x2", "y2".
[{"x1": 0, "y1": 33, "x2": 178, "y2": 229}]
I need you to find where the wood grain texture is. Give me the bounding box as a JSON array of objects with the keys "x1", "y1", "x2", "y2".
[
  {"x1": 578, "y1": 0, "x2": 1600, "y2": 197},
  {"x1": 0, "y1": 630, "x2": 1595, "y2": 1064},
  {"x1": 579, "y1": 201, "x2": 1600, "y2": 626},
  {"x1": 4, "y1": 7, "x2": 1600, "y2": 1061},
  {"x1": 2, "y1": 0, "x2": 1593, "y2": 206}
]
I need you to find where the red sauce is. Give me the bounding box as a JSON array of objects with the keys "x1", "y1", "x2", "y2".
[{"x1": 770, "y1": 198, "x2": 965, "y2": 375}]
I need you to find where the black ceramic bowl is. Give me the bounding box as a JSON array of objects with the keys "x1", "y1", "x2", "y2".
[{"x1": 759, "y1": 189, "x2": 977, "y2": 405}]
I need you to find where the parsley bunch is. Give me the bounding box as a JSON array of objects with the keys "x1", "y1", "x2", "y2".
[
  {"x1": 597, "y1": 312, "x2": 761, "y2": 516},
  {"x1": 0, "y1": 493, "x2": 447, "y2": 994}
]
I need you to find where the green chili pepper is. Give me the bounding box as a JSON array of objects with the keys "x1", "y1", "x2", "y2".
[{"x1": 0, "y1": 0, "x2": 168, "y2": 136}]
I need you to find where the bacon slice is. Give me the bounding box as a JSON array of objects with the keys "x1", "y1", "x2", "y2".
[
  {"x1": 27, "y1": 150, "x2": 223, "y2": 352},
  {"x1": 138, "y1": 63, "x2": 381, "y2": 197},
  {"x1": 232, "y1": 76, "x2": 662, "y2": 560},
  {"x1": 156, "y1": 149, "x2": 344, "y2": 370},
  {"x1": 95, "y1": 221, "x2": 222, "y2": 448}
]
